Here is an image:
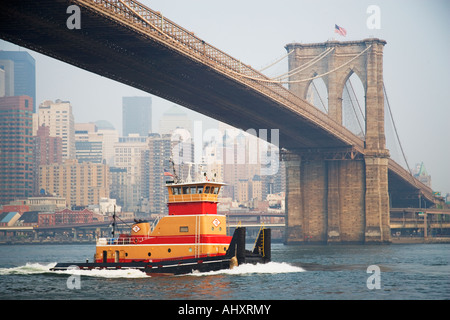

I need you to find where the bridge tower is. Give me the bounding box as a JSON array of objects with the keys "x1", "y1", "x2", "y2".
[{"x1": 284, "y1": 38, "x2": 390, "y2": 244}]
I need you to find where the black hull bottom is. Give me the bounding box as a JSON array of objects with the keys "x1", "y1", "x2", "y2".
[
  {"x1": 50, "y1": 227, "x2": 271, "y2": 276},
  {"x1": 51, "y1": 255, "x2": 232, "y2": 275}
]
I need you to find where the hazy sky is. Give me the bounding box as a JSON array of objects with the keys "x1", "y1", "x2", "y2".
[{"x1": 1, "y1": 0, "x2": 449, "y2": 193}]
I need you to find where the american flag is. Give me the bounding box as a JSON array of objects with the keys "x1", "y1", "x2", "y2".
[
  {"x1": 335, "y1": 24, "x2": 347, "y2": 37},
  {"x1": 164, "y1": 169, "x2": 174, "y2": 177}
]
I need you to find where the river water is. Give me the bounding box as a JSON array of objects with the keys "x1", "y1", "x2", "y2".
[{"x1": 0, "y1": 243, "x2": 448, "y2": 300}]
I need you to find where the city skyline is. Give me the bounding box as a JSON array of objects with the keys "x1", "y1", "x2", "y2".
[{"x1": 0, "y1": 0, "x2": 449, "y2": 194}]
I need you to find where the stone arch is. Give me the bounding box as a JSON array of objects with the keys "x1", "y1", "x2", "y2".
[
  {"x1": 342, "y1": 70, "x2": 366, "y2": 137},
  {"x1": 286, "y1": 39, "x2": 385, "y2": 140},
  {"x1": 305, "y1": 76, "x2": 329, "y2": 113}
]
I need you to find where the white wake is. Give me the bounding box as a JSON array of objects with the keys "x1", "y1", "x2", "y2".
[
  {"x1": 189, "y1": 261, "x2": 305, "y2": 276},
  {"x1": 0, "y1": 261, "x2": 304, "y2": 278},
  {"x1": 0, "y1": 262, "x2": 147, "y2": 278}
]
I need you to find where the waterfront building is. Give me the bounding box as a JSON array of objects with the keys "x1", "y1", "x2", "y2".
[
  {"x1": 38, "y1": 159, "x2": 109, "y2": 207},
  {"x1": 0, "y1": 95, "x2": 34, "y2": 205},
  {"x1": 38, "y1": 208, "x2": 96, "y2": 227},
  {"x1": 0, "y1": 212, "x2": 21, "y2": 227},
  {"x1": 23, "y1": 196, "x2": 67, "y2": 212},
  {"x1": 88, "y1": 197, "x2": 121, "y2": 216},
  {"x1": 38, "y1": 99, "x2": 75, "y2": 159},
  {"x1": 7, "y1": 196, "x2": 67, "y2": 213},
  {"x1": 122, "y1": 96, "x2": 152, "y2": 137},
  {"x1": 0, "y1": 204, "x2": 30, "y2": 215}
]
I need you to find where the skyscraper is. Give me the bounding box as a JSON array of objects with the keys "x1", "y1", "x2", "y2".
[
  {"x1": 0, "y1": 96, "x2": 34, "y2": 204},
  {"x1": 0, "y1": 51, "x2": 36, "y2": 112},
  {"x1": 113, "y1": 134, "x2": 148, "y2": 210},
  {"x1": 122, "y1": 96, "x2": 152, "y2": 137},
  {"x1": 158, "y1": 104, "x2": 192, "y2": 135},
  {"x1": 33, "y1": 124, "x2": 63, "y2": 194},
  {"x1": 38, "y1": 99, "x2": 75, "y2": 159},
  {"x1": 141, "y1": 134, "x2": 174, "y2": 214},
  {"x1": 34, "y1": 125, "x2": 63, "y2": 166},
  {"x1": 75, "y1": 123, "x2": 103, "y2": 164}
]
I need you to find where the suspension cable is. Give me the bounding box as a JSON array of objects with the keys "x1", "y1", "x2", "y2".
[
  {"x1": 284, "y1": 45, "x2": 372, "y2": 84},
  {"x1": 383, "y1": 83, "x2": 417, "y2": 186},
  {"x1": 348, "y1": 77, "x2": 365, "y2": 122},
  {"x1": 344, "y1": 83, "x2": 365, "y2": 137},
  {"x1": 311, "y1": 81, "x2": 328, "y2": 113},
  {"x1": 259, "y1": 50, "x2": 294, "y2": 72},
  {"x1": 227, "y1": 45, "x2": 372, "y2": 84},
  {"x1": 272, "y1": 47, "x2": 335, "y2": 81}
]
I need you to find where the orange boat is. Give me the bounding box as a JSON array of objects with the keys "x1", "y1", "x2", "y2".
[{"x1": 51, "y1": 180, "x2": 271, "y2": 275}]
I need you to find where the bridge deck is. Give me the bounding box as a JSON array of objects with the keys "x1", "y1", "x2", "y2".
[
  {"x1": 0, "y1": 0, "x2": 363, "y2": 152},
  {"x1": 0, "y1": 0, "x2": 436, "y2": 205}
]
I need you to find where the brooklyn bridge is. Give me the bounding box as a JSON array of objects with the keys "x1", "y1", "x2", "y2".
[{"x1": 1, "y1": 0, "x2": 447, "y2": 244}]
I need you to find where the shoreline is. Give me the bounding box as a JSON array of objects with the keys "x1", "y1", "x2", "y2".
[{"x1": 1, "y1": 237, "x2": 450, "y2": 245}]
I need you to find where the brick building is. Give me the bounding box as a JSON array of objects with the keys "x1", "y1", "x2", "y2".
[{"x1": 38, "y1": 208, "x2": 94, "y2": 226}]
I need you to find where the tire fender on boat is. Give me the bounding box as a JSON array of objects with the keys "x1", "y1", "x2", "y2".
[{"x1": 229, "y1": 256, "x2": 238, "y2": 269}]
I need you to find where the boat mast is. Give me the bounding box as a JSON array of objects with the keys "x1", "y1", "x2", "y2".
[{"x1": 111, "y1": 204, "x2": 116, "y2": 237}]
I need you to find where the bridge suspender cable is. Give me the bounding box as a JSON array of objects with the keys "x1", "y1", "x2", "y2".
[
  {"x1": 115, "y1": 0, "x2": 370, "y2": 89},
  {"x1": 258, "y1": 45, "x2": 332, "y2": 75},
  {"x1": 284, "y1": 45, "x2": 372, "y2": 84},
  {"x1": 271, "y1": 47, "x2": 335, "y2": 81},
  {"x1": 311, "y1": 81, "x2": 328, "y2": 113},
  {"x1": 383, "y1": 83, "x2": 417, "y2": 187},
  {"x1": 348, "y1": 77, "x2": 366, "y2": 122},
  {"x1": 344, "y1": 82, "x2": 365, "y2": 137},
  {"x1": 259, "y1": 50, "x2": 294, "y2": 72},
  {"x1": 226, "y1": 45, "x2": 372, "y2": 84}
]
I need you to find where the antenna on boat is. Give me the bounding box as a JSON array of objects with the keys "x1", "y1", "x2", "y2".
[
  {"x1": 111, "y1": 204, "x2": 116, "y2": 237},
  {"x1": 169, "y1": 158, "x2": 181, "y2": 183},
  {"x1": 186, "y1": 162, "x2": 193, "y2": 183}
]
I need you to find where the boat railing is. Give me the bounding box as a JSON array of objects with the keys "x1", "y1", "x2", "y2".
[
  {"x1": 151, "y1": 215, "x2": 162, "y2": 232},
  {"x1": 96, "y1": 236, "x2": 152, "y2": 245}
]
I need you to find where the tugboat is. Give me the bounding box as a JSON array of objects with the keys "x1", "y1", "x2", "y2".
[{"x1": 51, "y1": 178, "x2": 271, "y2": 275}]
